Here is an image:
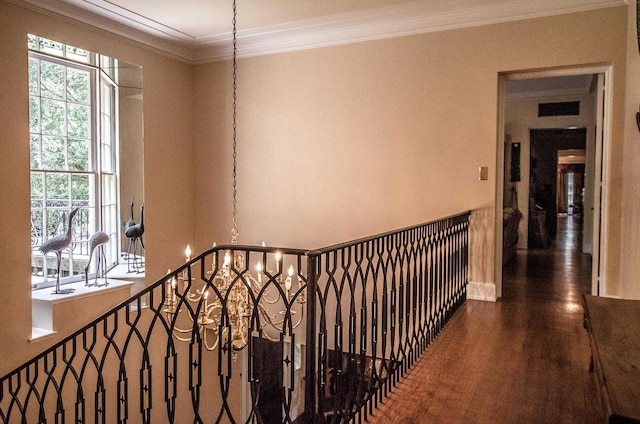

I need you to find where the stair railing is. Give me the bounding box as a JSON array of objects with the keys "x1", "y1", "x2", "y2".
[
  {"x1": 304, "y1": 211, "x2": 469, "y2": 423},
  {"x1": 1, "y1": 211, "x2": 469, "y2": 424}
]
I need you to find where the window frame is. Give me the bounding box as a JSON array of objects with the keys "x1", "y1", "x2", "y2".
[{"x1": 28, "y1": 36, "x2": 120, "y2": 290}]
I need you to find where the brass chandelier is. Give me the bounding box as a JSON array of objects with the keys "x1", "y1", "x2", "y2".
[
  {"x1": 163, "y1": 245, "x2": 306, "y2": 353},
  {"x1": 162, "y1": 0, "x2": 306, "y2": 356}
]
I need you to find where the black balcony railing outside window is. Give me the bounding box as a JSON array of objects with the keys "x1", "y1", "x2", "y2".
[{"x1": 1, "y1": 211, "x2": 469, "y2": 424}]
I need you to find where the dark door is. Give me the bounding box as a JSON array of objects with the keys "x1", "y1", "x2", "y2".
[
  {"x1": 252, "y1": 337, "x2": 283, "y2": 424},
  {"x1": 528, "y1": 128, "x2": 586, "y2": 248}
]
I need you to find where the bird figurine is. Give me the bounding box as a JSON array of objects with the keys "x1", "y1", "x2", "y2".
[
  {"x1": 39, "y1": 207, "x2": 80, "y2": 294},
  {"x1": 85, "y1": 231, "x2": 110, "y2": 287},
  {"x1": 125, "y1": 195, "x2": 135, "y2": 230},
  {"x1": 121, "y1": 196, "x2": 135, "y2": 259},
  {"x1": 125, "y1": 204, "x2": 144, "y2": 273}
]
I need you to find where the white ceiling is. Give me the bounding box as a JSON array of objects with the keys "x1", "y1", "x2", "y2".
[{"x1": 10, "y1": 0, "x2": 625, "y2": 64}]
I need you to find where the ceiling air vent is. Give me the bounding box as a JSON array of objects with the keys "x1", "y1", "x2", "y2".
[{"x1": 538, "y1": 101, "x2": 580, "y2": 117}]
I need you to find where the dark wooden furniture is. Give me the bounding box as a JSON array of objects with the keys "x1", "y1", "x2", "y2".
[{"x1": 583, "y1": 295, "x2": 640, "y2": 424}]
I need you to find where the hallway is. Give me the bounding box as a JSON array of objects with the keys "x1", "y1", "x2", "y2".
[{"x1": 367, "y1": 215, "x2": 602, "y2": 423}]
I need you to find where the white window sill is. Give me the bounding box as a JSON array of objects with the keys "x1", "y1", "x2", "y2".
[
  {"x1": 31, "y1": 272, "x2": 143, "y2": 341},
  {"x1": 31, "y1": 278, "x2": 135, "y2": 304},
  {"x1": 30, "y1": 327, "x2": 58, "y2": 342}
]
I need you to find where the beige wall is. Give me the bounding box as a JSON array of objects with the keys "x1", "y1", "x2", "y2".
[
  {"x1": 621, "y1": 1, "x2": 640, "y2": 300},
  {"x1": 118, "y1": 81, "x2": 145, "y2": 254},
  {"x1": 0, "y1": 0, "x2": 194, "y2": 376},
  {"x1": 0, "y1": 0, "x2": 634, "y2": 378},
  {"x1": 192, "y1": 7, "x2": 627, "y2": 292}
]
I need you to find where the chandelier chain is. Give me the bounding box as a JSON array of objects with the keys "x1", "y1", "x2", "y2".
[{"x1": 231, "y1": 0, "x2": 238, "y2": 245}]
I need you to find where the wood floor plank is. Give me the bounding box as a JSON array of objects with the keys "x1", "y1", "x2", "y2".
[{"x1": 367, "y1": 215, "x2": 600, "y2": 423}]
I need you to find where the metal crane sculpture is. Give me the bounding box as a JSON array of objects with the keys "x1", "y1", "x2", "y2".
[
  {"x1": 125, "y1": 204, "x2": 144, "y2": 273},
  {"x1": 125, "y1": 195, "x2": 135, "y2": 230},
  {"x1": 39, "y1": 207, "x2": 80, "y2": 294},
  {"x1": 122, "y1": 196, "x2": 135, "y2": 258},
  {"x1": 85, "y1": 231, "x2": 110, "y2": 287}
]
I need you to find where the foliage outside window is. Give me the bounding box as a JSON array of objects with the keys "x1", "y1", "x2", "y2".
[{"x1": 29, "y1": 34, "x2": 119, "y2": 289}]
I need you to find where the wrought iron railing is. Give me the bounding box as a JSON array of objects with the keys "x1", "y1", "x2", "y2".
[
  {"x1": 31, "y1": 205, "x2": 94, "y2": 287},
  {"x1": 30, "y1": 201, "x2": 91, "y2": 252},
  {"x1": 306, "y1": 212, "x2": 469, "y2": 423},
  {"x1": 0, "y1": 212, "x2": 469, "y2": 424}
]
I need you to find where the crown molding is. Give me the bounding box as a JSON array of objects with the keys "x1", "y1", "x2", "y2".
[
  {"x1": 7, "y1": 0, "x2": 195, "y2": 62},
  {"x1": 8, "y1": 0, "x2": 627, "y2": 65},
  {"x1": 194, "y1": 0, "x2": 627, "y2": 63}
]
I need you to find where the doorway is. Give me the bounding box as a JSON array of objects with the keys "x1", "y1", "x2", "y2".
[
  {"x1": 558, "y1": 149, "x2": 586, "y2": 218},
  {"x1": 528, "y1": 128, "x2": 586, "y2": 248},
  {"x1": 496, "y1": 66, "x2": 611, "y2": 299}
]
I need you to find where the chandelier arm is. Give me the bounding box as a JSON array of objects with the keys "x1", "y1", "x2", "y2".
[
  {"x1": 169, "y1": 320, "x2": 202, "y2": 335},
  {"x1": 260, "y1": 289, "x2": 282, "y2": 304},
  {"x1": 250, "y1": 311, "x2": 281, "y2": 342},
  {"x1": 164, "y1": 290, "x2": 208, "y2": 332},
  {"x1": 172, "y1": 333, "x2": 197, "y2": 343},
  {"x1": 290, "y1": 306, "x2": 305, "y2": 330},
  {"x1": 256, "y1": 278, "x2": 285, "y2": 304},
  {"x1": 171, "y1": 325, "x2": 196, "y2": 334},
  {"x1": 203, "y1": 328, "x2": 221, "y2": 351},
  {"x1": 257, "y1": 303, "x2": 284, "y2": 329}
]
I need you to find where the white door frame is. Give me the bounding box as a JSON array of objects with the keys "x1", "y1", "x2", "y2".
[{"x1": 495, "y1": 64, "x2": 613, "y2": 299}]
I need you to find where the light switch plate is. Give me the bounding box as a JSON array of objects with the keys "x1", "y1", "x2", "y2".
[{"x1": 479, "y1": 166, "x2": 488, "y2": 180}]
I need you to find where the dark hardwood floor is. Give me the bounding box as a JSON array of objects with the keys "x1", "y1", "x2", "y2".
[{"x1": 367, "y1": 215, "x2": 602, "y2": 423}]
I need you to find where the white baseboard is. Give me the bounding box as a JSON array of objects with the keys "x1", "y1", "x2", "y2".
[
  {"x1": 583, "y1": 242, "x2": 592, "y2": 255},
  {"x1": 467, "y1": 281, "x2": 497, "y2": 302}
]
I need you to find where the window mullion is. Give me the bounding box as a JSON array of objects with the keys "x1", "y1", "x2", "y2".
[
  {"x1": 41, "y1": 171, "x2": 49, "y2": 284},
  {"x1": 94, "y1": 70, "x2": 102, "y2": 238}
]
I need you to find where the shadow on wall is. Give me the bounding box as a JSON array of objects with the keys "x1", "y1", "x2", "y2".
[{"x1": 469, "y1": 204, "x2": 495, "y2": 284}]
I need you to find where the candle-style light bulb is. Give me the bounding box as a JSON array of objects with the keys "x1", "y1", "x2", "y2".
[
  {"x1": 166, "y1": 274, "x2": 173, "y2": 301},
  {"x1": 256, "y1": 261, "x2": 263, "y2": 283},
  {"x1": 275, "y1": 252, "x2": 282, "y2": 273},
  {"x1": 199, "y1": 290, "x2": 210, "y2": 325},
  {"x1": 224, "y1": 252, "x2": 231, "y2": 278},
  {"x1": 185, "y1": 245, "x2": 192, "y2": 262},
  {"x1": 164, "y1": 274, "x2": 177, "y2": 313},
  {"x1": 285, "y1": 265, "x2": 294, "y2": 291}
]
